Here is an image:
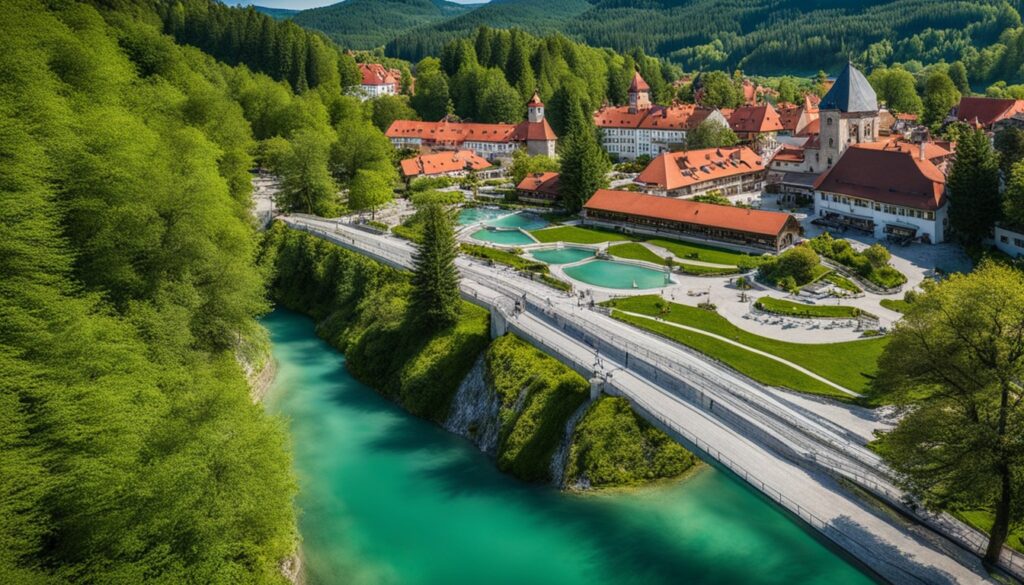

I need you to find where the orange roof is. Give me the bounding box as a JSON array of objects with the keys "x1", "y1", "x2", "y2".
[
  {"x1": 813, "y1": 147, "x2": 945, "y2": 210},
  {"x1": 387, "y1": 119, "x2": 518, "y2": 144},
  {"x1": 594, "y1": 103, "x2": 718, "y2": 131},
  {"x1": 772, "y1": 147, "x2": 805, "y2": 163},
  {"x1": 516, "y1": 172, "x2": 560, "y2": 196},
  {"x1": 400, "y1": 150, "x2": 491, "y2": 178},
  {"x1": 854, "y1": 139, "x2": 953, "y2": 163},
  {"x1": 584, "y1": 189, "x2": 796, "y2": 237},
  {"x1": 955, "y1": 97, "x2": 1024, "y2": 128},
  {"x1": 636, "y1": 147, "x2": 764, "y2": 191},
  {"x1": 629, "y1": 72, "x2": 650, "y2": 93},
  {"x1": 797, "y1": 118, "x2": 820, "y2": 136},
  {"x1": 359, "y1": 63, "x2": 400, "y2": 87},
  {"x1": 512, "y1": 119, "x2": 558, "y2": 142},
  {"x1": 728, "y1": 104, "x2": 783, "y2": 134}
]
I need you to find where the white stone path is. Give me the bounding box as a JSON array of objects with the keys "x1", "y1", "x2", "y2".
[
  {"x1": 282, "y1": 214, "x2": 1007, "y2": 584},
  {"x1": 616, "y1": 310, "x2": 860, "y2": 397}
]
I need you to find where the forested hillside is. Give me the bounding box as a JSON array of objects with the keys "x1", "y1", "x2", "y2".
[
  {"x1": 285, "y1": 0, "x2": 1024, "y2": 82},
  {"x1": 293, "y1": 0, "x2": 481, "y2": 50},
  {"x1": 0, "y1": 0, "x2": 406, "y2": 580}
]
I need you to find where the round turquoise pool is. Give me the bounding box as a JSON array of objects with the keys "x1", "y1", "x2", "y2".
[
  {"x1": 487, "y1": 213, "x2": 549, "y2": 231},
  {"x1": 458, "y1": 207, "x2": 509, "y2": 225},
  {"x1": 530, "y1": 248, "x2": 595, "y2": 265},
  {"x1": 471, "y1": 228, "x2": 536, "y2": 246},
  {"x1": 563, "y1": 260, "x2": 672, "y2": 289}
]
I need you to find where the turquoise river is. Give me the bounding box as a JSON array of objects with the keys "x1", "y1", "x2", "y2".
[{"x1": 263, "y1": 309, "x2": 878, "y2": 585}]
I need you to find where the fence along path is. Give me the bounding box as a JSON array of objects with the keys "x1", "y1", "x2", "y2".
[{"x1": 283, "y1": 216, "x2": 1012, "y2": 583}]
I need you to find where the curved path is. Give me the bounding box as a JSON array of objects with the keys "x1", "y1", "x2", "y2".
[
  {"x1": 280, "y1": 214, "x2": 1008, "y2": 584},
  {"x1": 616, "y1": 310, "x2": 860, "y2": 398}
]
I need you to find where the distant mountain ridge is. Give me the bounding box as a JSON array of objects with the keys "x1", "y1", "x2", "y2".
[
  {"x1": 251, "y1": 5, "x2": 299, "y2": 20},
  {"x1": 291, "y1": 0, "x2": 483, "y2": 49}
]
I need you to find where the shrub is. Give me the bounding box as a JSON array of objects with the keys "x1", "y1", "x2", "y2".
[{"x1": 759, "y1": 245, "x2": 821, "y2": 286}]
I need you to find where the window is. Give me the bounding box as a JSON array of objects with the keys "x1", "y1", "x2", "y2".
[
  {"x1": 898, "y1": 208, "x2": 905, "y2": 216},
  {"x1": 827, "y1": 117, "x2": 833, "y2": 126},
  {"x1": 1001, "y1": 235, "x2": 1009, "y2": 243},
  {"x1": 831, "y1": 194, "x2": 839, "y2": 202},
  {"x1": 1016, "y1": 238, "x2": 1024, "y2": 248},
  {"x1": 829, "y1": 138, "x2": 834, "y2": 147},
  {"x1": 874, "y1": 203, "x2": 881, "y2": 211},
  {"x1": 925, "y1": 211, "x2": 934, "y2": 220}
]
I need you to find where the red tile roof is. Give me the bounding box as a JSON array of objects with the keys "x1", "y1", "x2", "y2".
[
  {"x1": 629, "y1": 72, "x2": 650, "y2": 92},
  {"x1": 584, "y1": 189, "x2": 796, "y2": 237},
  {"x1": 955, "y1": 97, "x2": 1024, "y2": 128},
  {"x1": 637, "y1": 147, "x2": 764, "y2": 191},
  {"x1": 359, "y1": 63, "x2": 400, "y2": 87},
  {"x1": 728, "y1": 104, "x2": 784, "y2": 134},
  {"x1": 854, "y1": 138, "x2": 953, "y2": 163},
  {"x1": 400, "y1": 150, "x2": 491, "y2": 178},
  {"x1": 772, "y1": 146, "x2": 806, "y2": 163},
  {"x1": 512, "y1": 119, "x2": 558, "y2": 142},
  {"x1": 813, "y1": 146, "x2": 945, "y2": 210},
  {"x1": 516, "y1": 172, "x2": 560, "y2": 196},
  {"x1": 593, "y1": 103, "x2": 718, "y2": 131},
  {"x1": 386, "y1": 119, "x2": 518, "y2": 144}
]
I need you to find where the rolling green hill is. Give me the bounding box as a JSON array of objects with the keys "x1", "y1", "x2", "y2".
[
  {"x1": 292, "y1": 0, "x2": 483, "y2": 49},
  {"x1": 252, "y1": 5, "x2": 299, "y2": 19},
  {"x1": 294, "y1": 0, "x2": 1022, "y2": 77}
]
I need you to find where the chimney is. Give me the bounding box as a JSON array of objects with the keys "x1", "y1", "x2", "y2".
[{"x1": 919, "y1": 140, "x2": 926, "y2": 162}]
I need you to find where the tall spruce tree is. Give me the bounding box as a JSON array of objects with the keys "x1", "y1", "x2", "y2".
[
  {"x1": 947, "y1": 128, "x2": 1001, "y2": 245},
  {"x1": 558, "y1": 113, "x2": 611, "y2": 212},
  {"x1": 410, "y1": 203, "x2": 461, "y2": 330}
]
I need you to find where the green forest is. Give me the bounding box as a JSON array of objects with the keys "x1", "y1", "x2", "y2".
[
  {"x1": 286, "y1": 0, "x2": 1024, "y2": 82},
  {"x1": 0, "y1": 0, "x2": 413, "y2": 580}
]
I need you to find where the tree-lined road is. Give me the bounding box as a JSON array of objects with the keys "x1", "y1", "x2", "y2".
[{"x1": 282, "y1": 214, "x2": 1008, "y2": 584}]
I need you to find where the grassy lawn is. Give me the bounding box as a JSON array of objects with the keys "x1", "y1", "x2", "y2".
[
  {"x1": 605, "y1": 295, "x2": 888, "y2": 396},
  {"x1": 646, "y1": 238, "x2": 756, "y2": 266},
  {"x1": 824, "y1": 273, "x2": 862, "y2": 293},
  {"x1": 956, "y1": 510, "x2": 1024, "y2": 553},
  {"x1": 613, "y1": 312, "x2": 853, "y2": 400},
  {"x1": 460, "y1": 243, "x2": 545, "y2": 272},
  {"x1": 676, "y1": 263, "x2": 742, "y2": 276},
  {"x1": 530, "y1": 225, "x2": 633, "y2": 244},
  {"x1": 608, "y1": 242, "x2": 667, "y2": 264},
  {"x1": 880, "y1": 298, "x2": 912, "y2": 313},
  {"x1": 527, "y1": 226, "x2": 755, "y2": 268},
  {"x1": 755, "y1": 296, "x2": 861, "y2": 319}
]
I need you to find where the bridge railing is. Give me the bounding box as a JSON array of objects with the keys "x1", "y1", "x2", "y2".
[{"x1": 288, "y1": 217, "x2": 1024, "y2": 579}]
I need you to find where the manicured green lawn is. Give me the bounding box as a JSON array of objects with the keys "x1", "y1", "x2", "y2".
[
  {"x1": 527, "y1": 226, "x2": 755, "y2": 268},
  {"x1": 608, "y1": 242, "x2": 667, "y2": 264},
  {"x1": 646, "y1": 238, "x2": 757, "y2": 266},
  {"x1": 879, "y1": 298, "x2": 912, "y2": 313},
  {"x1": 824, "y1": 273, "x2": 862, "y2": 293},
  {"x1": 612, "y1": 312, "x2": 853, "y2": 400},
  {"x1": 756, "y1": 296, "x2": 861, "y2": 319},
  {"x1": 956, "y1": 510, "x2": 1024, "y2": 553},
  {"x1": 529, "y1": 225, "x2": 633, "y2": 244},
  {"x1": 605, "y1": 295, "x2": 888, "y2": 396}
]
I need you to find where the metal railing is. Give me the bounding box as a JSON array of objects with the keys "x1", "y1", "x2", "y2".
[{"x1": 285, "y1": 216, "x2": 1024, "y2": 579}]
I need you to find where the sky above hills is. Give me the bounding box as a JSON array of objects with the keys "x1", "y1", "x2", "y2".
[{"x1": 241, "y1": 0, "x2": 485, "y2": 8}]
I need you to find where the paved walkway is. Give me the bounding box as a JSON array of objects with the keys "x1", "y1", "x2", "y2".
[
  {"x1": 616, "y1": 310, "x2": 861, "y2": 397},
  {"x1": 281, "y1": 214, "x2": 1005, "y2": 584}
]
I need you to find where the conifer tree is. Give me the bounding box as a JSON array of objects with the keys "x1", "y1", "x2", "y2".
[
  {"x1": 410, "y1": 203, "x2": 461, "y2": 330},
  {"x1": 947, "y1": 128, "x2": 1001, "y2": 245},
  {"x1": 558, "y1": 100, "x2": 610, "y2": 212}
]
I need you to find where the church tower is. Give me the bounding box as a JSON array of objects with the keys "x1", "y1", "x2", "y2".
[
  {"x1": 528, "y1": 91, "x2": 545, "y2": 123},
  {"x1": 818, "y1": 62, "x2": 879, "y2": 169},
  {"x1": 628, "y1": 71, "x2": 651, "y2": 114}
]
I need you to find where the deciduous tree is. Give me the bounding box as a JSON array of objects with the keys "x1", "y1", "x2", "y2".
[{"x1": 872, "y1": 263, "x2": 1024, "y2": 565}]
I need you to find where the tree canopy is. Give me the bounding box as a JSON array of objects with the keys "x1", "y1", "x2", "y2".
[{"x1": 873, "y1": 263, "x2": 1024, "y2": 564}]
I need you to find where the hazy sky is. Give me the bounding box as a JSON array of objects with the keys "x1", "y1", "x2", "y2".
[{"x1": 240, "y1": 0, "x2": 485, "y2": 9}]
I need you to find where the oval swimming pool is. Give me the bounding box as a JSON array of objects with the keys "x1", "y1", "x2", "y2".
[
  {"x1": 563, "y1": 259, "x2": 672, "y2": 289},
  {"x1": 530, "y1": 248, "x2": 595, "y2": 265},
  {"x1": 471, "y1": 228, "x2": 537, "y2": 246}
]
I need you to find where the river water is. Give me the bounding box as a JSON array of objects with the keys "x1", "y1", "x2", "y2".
[{"x1": 263, "y1": 309, "x2": 877, "y2": 585}]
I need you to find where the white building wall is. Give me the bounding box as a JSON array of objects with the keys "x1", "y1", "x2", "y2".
[
  {"x1": 992, "y1": 225, "x2": 1024, "y2": 257},
  {"x1": 814, "y1": 190, "x2": 947, "y2": 243}
]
